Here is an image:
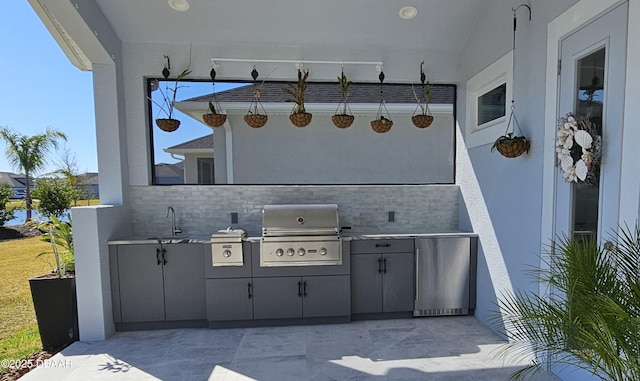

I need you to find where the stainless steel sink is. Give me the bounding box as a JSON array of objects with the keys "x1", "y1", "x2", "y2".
[{"x1": 146, "y1": 236, "x2": 191, "y2": 244}]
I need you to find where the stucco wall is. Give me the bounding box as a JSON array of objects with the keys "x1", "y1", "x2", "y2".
[
  {"x1": 457, "y1": 0, "x2": 580, "y2": 325},
  {"x1": 213, "y1": 111, "x2": 454, "y2": 184}
]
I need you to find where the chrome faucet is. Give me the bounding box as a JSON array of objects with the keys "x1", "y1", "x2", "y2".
[{"x1": 166, "y1": 206, "x2": 182, "y2": 236}]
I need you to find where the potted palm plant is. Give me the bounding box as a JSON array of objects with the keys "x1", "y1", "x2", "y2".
[
  {"x1": 332, "y1": 71, "x2": 354, "y2": 128},
  {"x1": 29, "y1": 214, "x2": 78, "y2": 352},
  {"x1": 283, "y1": 68, "x2": 312, "y2": 127}
]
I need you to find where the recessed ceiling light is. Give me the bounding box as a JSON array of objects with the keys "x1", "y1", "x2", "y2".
[
  {"x1": 169, "y1": 0, "x2": 190, "y2": 12},
  {"x1": 399, "y1": 6, "x2": 418, "y2": 20}
]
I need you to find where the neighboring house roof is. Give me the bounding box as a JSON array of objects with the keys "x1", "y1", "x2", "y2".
[
  {"x1": 185, "y1": 83, "x2": 454, "y2": 104},
  {"x1": 77, "y1": 172, "x2": 99, "y2": 185},
  {"x1": 164, "y1": 135, "x2": 214, "y2": 156},
  {"x1": 154, "y1": 162, "x2": 184, "y2": 177},
  {"x1": 0, "y1": 172, "x2": 27, "y2": 188},
  {"x1": 165, "y1": 135, "x2": 213, "y2": 150}
]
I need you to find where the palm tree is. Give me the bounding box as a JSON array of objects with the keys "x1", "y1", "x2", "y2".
[
  {"x1": 0, "y1": 126, "x2": 67, "y2": 222},
  {"x1": 493, "y1": 227, "x2": 640, "y2": 380}
]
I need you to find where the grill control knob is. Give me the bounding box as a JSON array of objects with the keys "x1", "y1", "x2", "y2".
[
  {"x1": 319, "y1": 247, "x2": 327, "y2": 256},
  {"x1": 222, "y1": 250, "x2": 232, "y2": 258},
  {"x1": 275, "y1": 248, "x2": 284, "y2": 257},
  {"x1": 287, "y1": 248, "x2": 295, "y2": 256},
  {"x1": 297, "y1": 248, "x2": 306, "y2": 256}
]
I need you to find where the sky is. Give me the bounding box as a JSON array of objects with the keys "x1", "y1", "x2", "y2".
[{"x1": 0, "y1": 2, "x2": 96, "y2": 175}]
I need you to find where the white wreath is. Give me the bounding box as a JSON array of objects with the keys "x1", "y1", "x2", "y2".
[{"x1": 556, "y1": 114, "x2": 601, "y2": 183}]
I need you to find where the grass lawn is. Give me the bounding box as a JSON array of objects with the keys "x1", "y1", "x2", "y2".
[{"x1": 0, "y1": 236, "x2": 53, "y2": 373}]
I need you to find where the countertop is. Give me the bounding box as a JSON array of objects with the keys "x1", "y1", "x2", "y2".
[{"x1": 108, "y1": 230, "x2": 476, "y2": 245}]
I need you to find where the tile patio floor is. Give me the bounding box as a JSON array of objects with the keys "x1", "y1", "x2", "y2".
[{"x1": 21, "y1": 316, "x2": 558, "y2": 381}]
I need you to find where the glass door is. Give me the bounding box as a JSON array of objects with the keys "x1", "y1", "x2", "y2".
[{"x1": 556, "y1": 3, "x2": 627, "y2": 241}]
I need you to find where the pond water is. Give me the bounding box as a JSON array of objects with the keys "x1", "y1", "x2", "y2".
[{"x1": 4, "y1": 209, "x2": 69, "y2": 226}]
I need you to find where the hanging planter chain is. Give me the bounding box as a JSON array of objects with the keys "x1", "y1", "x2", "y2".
[{"x1": 491, "y1": 4, "x2": 531, "y2": 158}]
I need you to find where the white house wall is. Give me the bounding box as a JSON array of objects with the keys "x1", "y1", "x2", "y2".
[
  {"x1": 212, "y1": 112, "x2": 454, "y2": 185},
  {"x1": 457, "y1": 0, "x2": 580, "y2": 325}
]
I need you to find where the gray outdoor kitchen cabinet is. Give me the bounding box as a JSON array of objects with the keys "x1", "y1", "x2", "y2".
[
  {"x1": 350, "y1": 239, "x2": 415, "y2": 314},
  {"x1": 110, "y1": 243, "x2": 206, "y2": 323},
  {"x1": 252, "y1": 275, "x2": 350, "y2": 319},
  {"x1": 206, "y1": 278, "x2": 253, "y2": 321}
]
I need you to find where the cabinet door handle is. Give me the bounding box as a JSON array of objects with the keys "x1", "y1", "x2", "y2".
[
  {"x1": 298, "y1": 281, "x2": 303, "y2": 297},
  {"x1": 247, "y1": 282, "x2": 252, "y2": 299},
  {"x1": 383, "y1": 258, "x2": 387, "y2": 274},
  {"x1": 156, "y1": 248, "x2": 161, "y2": 265},
  {"x1": 377, "y1": 257, "x2": 383, "y2": 273},
  {"x1": 303, "y1": 281, "x2": 307, "y2": 297},
  {"x1": 161, "y1": 248, "x2": 167, "y2": 265},
  {"x1": 375, "y1": 243, "x2": 391, "y2": 248}
]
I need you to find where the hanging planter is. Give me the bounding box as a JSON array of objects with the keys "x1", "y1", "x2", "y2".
[
  {"x1": 156, "y1": 118, "x2": 181, "y2": 132},
  {"x1": 411, "y1": 62, "x2": 434, "y2": 129},
  {"x1": 371, "y1": 70, "x2": 393, "y2": 133},
  {"x1": 491, "y1": 8, "x2": 530, "y2": 158},
  {"x1": 283, "y1": 68, "x2": 312, "y2": 127},
  {"x1": 244, "y1": 66, "x2": 269, "y2": 128},
  {"x1": 492, "y1": 132, "x2": 530, "y2": 158},
  {"x1": 202, "y1": 67, "x2": 227, "y2": 128},
  {"x1": 149, "y1": 53, "x2": 191, "y2": 132},
  {"x1": 332, "y1": 70, "x2": 354, "y2": 129}
]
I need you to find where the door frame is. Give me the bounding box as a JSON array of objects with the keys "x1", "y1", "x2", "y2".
[{"x1": 541, "y1": 0, "x2": 631, "y2": 255}]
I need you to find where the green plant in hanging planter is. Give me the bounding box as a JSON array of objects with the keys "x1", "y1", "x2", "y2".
[
  {"x1": 412, "y1": 62, "x2": 434, "y2": 128},
  {"x1": 332, "y1": 72, "x2": 354, "y2": 128},
  {"x1": 203, "y1": 101, "x2": 227, "y2": 128},
  {"x1": 491, "y1": 132, "x2": 530, "y2": 158},
  {"x1": 202, "y1": 67, "x2": 228, "y2": 128},
  {"x1": 283, "y1": 68, "x2": 312, "y2": 127},
  {"x1": 149, "y1": 50, "x2": 192, "y2": 132}
]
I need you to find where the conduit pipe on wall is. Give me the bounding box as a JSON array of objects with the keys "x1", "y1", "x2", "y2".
[{"x1": 223, "y1": 115, "x2": 234, "y2": 184}]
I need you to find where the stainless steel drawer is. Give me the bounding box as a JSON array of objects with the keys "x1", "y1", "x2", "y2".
[{"x1": 351, "y1": 239, "x2": 414, "y2": 254}]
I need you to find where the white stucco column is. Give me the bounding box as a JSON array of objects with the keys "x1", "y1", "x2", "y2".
[
  {"x1": 73, "y1": 205, "x2": 128, "y2": 341},
  {"x1": 618, "y1": 0, "x2": 640, "y2": 226}
]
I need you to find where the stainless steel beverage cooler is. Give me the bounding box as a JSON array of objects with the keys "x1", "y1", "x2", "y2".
[{"x1": 414, "y1": 237, "x2": 477, "y2": 317}]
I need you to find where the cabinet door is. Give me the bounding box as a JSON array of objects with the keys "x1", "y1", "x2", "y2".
[
  {"x1": 350, "y1": 254, "x2": 383, "y2": 314},
  {"x1": 382, "y1": 252, "x2": 415, "y2": 312},
  {"x1": 163, "y1": 244, "x2": 206, "y2": 321},
  {"x1": 117, "y1": 244, "x2": 165, "y2": 322},
  {"x1": 206, "y1": 278, "x2": 253, "y2": 321},
  {"x1": 302, "y1": 275, "x2": 350, "y2": 317},
  {"x1": 252, "y1": 277, "x2": 302, "y2": 319}
]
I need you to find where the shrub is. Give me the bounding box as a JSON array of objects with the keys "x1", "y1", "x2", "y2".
[
  {"x1": 0, "y1": 183, "x2": 15, "y2": 226},
  {"x1": 31, "y1": 178, "x2": 79, "y2": 219}
]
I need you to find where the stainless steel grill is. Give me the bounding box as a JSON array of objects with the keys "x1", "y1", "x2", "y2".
[{"x1": 260, "y1": 204, "x2": 342, "y2": 267}]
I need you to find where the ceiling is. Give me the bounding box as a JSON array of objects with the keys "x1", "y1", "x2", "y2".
[{"x1": 94, "y1": 0, "x2": 487, "y2": 53}]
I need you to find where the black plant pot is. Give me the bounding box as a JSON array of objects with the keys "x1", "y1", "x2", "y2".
[{"x1": 29, "y1": 274, "x2": 79, "y2": 352}]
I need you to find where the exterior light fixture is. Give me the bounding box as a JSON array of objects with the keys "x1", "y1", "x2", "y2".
[
  {"x1": 399, "y1": 6, "x2": 418, "y2": 20},
  {"x1": 168, "y1": 0, "x2": 190, "y2": 11}
]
